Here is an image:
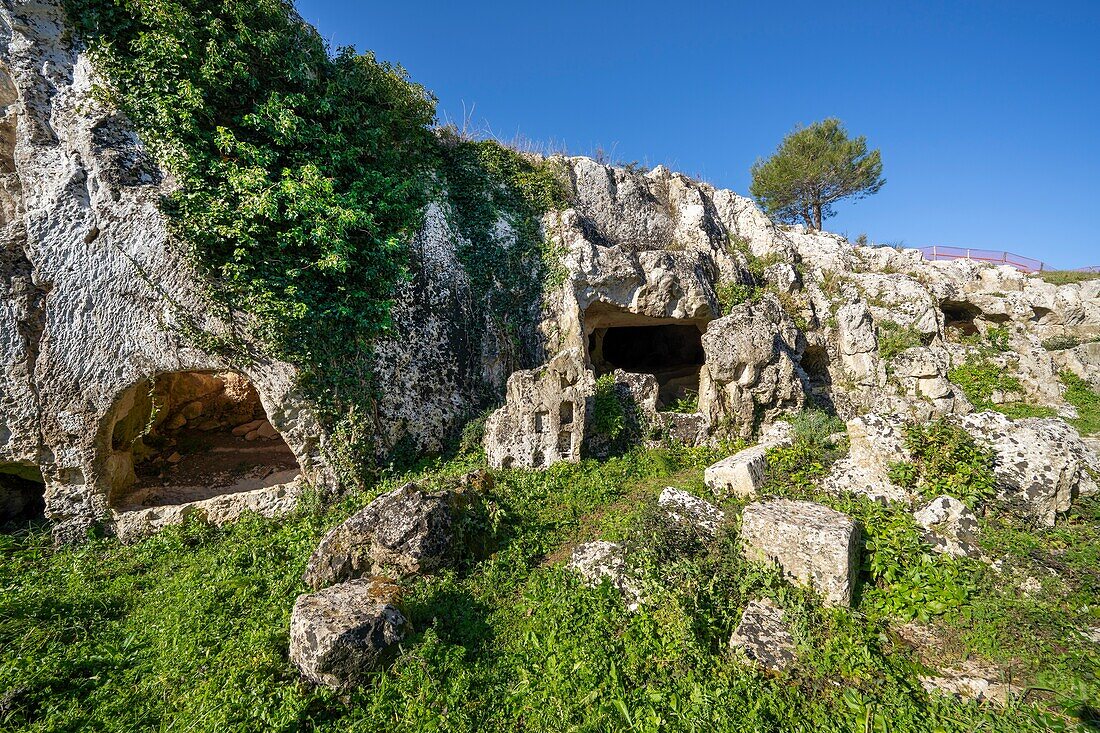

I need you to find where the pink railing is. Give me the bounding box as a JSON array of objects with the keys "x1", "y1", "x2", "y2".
[{"x1": 918, "y1": 245, "x2": 1045, "y2": 273}]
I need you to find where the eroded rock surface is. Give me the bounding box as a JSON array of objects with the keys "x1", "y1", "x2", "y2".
[
  {"x1": 567, "y1": 540, "x2": 644, "y2": 611},
  {"x1": 956, "y1": 411, "x2": 1096, "y2": 525},
  {"x1": 729, "y1": 598, "x2": 796, "y2": 671},
  {"x1": 304, "y1": 473, "x2": 490, "y2": 590},
  {"x1": 289, "y1": 578, "x2": 410, "y2": 689},
  {"x1": 657, "y1": 486, "x2": 725, "y2": 539},
  {"x1": 913, "y1": 495, "x2": 981, "y2": 559},
  {"x1": 740, "y1": 499, "x2": 861, "y2": 606}
]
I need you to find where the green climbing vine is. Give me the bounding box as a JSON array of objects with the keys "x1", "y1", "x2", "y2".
[{"x1": 62, "y1": 0, "x2": 574, "y2": 484}]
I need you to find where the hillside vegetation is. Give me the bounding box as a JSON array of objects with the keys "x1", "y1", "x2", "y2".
[{"x1": 2, "y1": 421, "x2": 1098, "y2": 731}]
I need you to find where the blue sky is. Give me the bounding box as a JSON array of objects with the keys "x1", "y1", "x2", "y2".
[{"x1": 297, "y1": 1, "x2": 1099, "y2": 269}]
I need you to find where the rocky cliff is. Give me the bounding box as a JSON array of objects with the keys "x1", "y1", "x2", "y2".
[{"x1": 2, "y1": 0, "x2": 1099, "y2": 543}]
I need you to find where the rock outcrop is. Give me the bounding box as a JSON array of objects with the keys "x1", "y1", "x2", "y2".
[
  {"x1": 913, "y1": 495, "x2": 981, "y2": 559},
  {"x1": 3, "y1": 0, "x2": 1100, "y2": 542},
  {"x1": 0, "y1": 1, "x2": 504, "y2": 539},
  {"x1": 956, "y1": 411, "x2": 1098, "y2": 525},
  {"x1": 740, "y1": 500, "x2": 861, "y2": 607}
]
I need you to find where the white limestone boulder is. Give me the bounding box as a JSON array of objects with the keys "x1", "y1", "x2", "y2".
[
  {"x1": 740, "y1": 500, "x2": 861, "y2": 606},
  {"x1": 657, "y1": 487, "x2": 725, "y2": 539},
  {"x1": 567, "y1": 540, "x2": 644, "y2": 611},
  {"x1": 913, "y1": 495, "x2": 981, "y2": 559},
  {"x1": 729, "y1": 598, "x2": 797, "y2": 671},
  {"x1": 955, "y1": 412, "x2": 1097, "y2": 525}
]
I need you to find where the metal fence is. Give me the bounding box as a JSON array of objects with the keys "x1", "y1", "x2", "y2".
[{"x1": 918, "y1": 245, "x2": 1046, "y2": 272}]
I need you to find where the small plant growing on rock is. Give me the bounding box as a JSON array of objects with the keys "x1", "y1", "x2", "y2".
[
  {"x1": 591, "y1": 374, "x2": 626, "y2": 441},
  {"x1": 888, "y1": 420, "x2": 996, "y2": 509},
  {"x1": 1061, "y1": 370, "x2": 1100, "y2": 435},
  {"x1": 661, "y1": 391, "x2": 699, "y2": 415},
  {"x1": 716, "y1": 281, "x2": 757, "y2": 312},
  {"x1": 875, "y1": 319, "x2": 923, "y2": 362},
  {"x1": 985, "y1": 326, "x2": 1012, "y2": 352}
]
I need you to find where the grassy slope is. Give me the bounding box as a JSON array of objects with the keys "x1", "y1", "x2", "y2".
[{"x1": 2, "y1": 441, "x2": 1098, "y2": 732}]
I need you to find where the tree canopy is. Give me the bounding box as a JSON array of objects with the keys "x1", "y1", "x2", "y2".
[{"x1": 750, "y1": 118, "x2": 884, "y2": 230}]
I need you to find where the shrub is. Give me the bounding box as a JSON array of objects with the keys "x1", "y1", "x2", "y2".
[
  {"x1": 591, "y1": 374, "x2": 626, "y2": 441},
  {"x1": 715, "y1": 281, "x2": 756, "y2": 312},
  {"x1": 787, "y1": 408, "x2": 846, "y2": 447},
  {"x1": 1042, "y1": 335, "x2": 1083, "y2": 351},
  {"x1": 985, "y1": 326, "x2": 1011, "y2": 352},
  {"x1": 661, "y1": 391, "x2": 699, "y2": 414},
  {"x1": 888, "y1": 419, "x2": 996, "y2": 508},
  {"x1": 948, "y1": 356, "x2": 1022, "y2": 410}
]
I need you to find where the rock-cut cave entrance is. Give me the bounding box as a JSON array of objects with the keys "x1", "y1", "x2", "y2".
[
  {"x1": 103, "y1": 371, "x2": 300, "y2": 512},
  {"x1": 588, "y1": 317, "x2": 706, "y2": 409},
  {"x1": 0, "y1": 464, "x2": 46, "y2": 526}
]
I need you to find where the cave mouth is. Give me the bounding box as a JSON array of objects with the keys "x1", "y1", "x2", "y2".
[
  {"x1": 941, "y1": 300, "x2": 981, "y2": 337},
  {"x1": 0, "y1": 465, "x2": 46, "y2": 525},
  {"x1": 589, "y1": 323, "x2": 705, "y2": 409},
  {"x1": 105, "y1": 371, "x2": 300, "y2": 512}
]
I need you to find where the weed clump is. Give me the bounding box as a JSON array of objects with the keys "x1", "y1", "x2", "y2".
[{"x1": 887, "y1": 419, "x2": 996, "y2": 508}]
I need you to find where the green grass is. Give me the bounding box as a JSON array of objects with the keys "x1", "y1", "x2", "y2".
[
  {"x1": 1038, "y1": 271, "x2": 1100, "y2": 286},
  {"x1": 1061, "y1": 370, "x2": 1100, "y2": 435},
  {"x1": 876, "y1": 319, "x2": 924, "y2": 362},
  {"x1": 948, "y1": 354, "x2": 1058, "y2": 419},
  {"x1": 2, "y1": 439, "x2": 1098, "y2": 731}
]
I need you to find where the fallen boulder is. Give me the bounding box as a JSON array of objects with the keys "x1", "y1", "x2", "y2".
[
  {"x1": 567, "y1": 540, "x2": 643, "y2": 611},
  {"x1": 303, "y1": 471, "x2": 491, "y2": 590},
  {"x1": 740, "y1": 499, "x2": 860, "y2": 606},
  {"x1": 913, "y1": 495, "x2": 980, "y2": 558},
  {"x1": 657, "y1": 487, "x2": 725, "y2": 539},
  {"x1": 728, "y1": 598, "x2": 796, "y2": 671},
  {"x1": 956, "y1": 412, "x2": 1097, "y2": 525},
  {"x1": 704, "y1": 421, "x2": 794, "y2": 499},
  {"x1": 289, "y1": 578, "x2": 410, "y2": 689},
  {"x1": 705, "y1": 446, "x2": 768, "y2": 499}
]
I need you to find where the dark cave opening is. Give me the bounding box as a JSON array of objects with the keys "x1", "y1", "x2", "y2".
[
  {"x1": 589, "y1": 323, "x2": 705, "y2": 408},
  {"x1": 0, "y1": 464, "x2": 46, "y2": 525},
  {"x1": 104, "y1": 371, "x2": 300, "y2": 512},
  {"x1": 940, "y1": 300, "x2": 981, "y2": 336}
]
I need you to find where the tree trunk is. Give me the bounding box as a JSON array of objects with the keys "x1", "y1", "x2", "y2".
[
  {"x1": 801, "y1": 207, "x2": 812, "y2": 228},
  {"x1": 812, "y1": 201, "x2": 822, "y2": 230}
]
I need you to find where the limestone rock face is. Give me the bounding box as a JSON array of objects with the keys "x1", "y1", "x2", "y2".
[
  {"x1": 0, "y1": 1, "x2": 507, "y2": 541},
  {"x1": 7, "y1": 0, "x2": 1100, "y2": 539},
  {"x1": 913, "y1": 495, "x2": 980, "y2": 558},
  {"x1": 657, "y1": 487, "x2": 725, "y2": 539},
  {"x1": 698, "y1": 296, "x2": 805, "y2": 439},
  {"x1": 0, "y1": 2, "x2": 336, "y2": 541},
  {"x1": 729, "y1": 598, "x2": 796, "y2": 671},
  {"x1": 740, "y1": 500, "x2": 861, "y2": 606},
  {"x1": 484, "y1": 349, "x2": 591, "y2": 469},
  {"x1": 289, "y1": 578, "x2": 410, "y2": 689},
  {"x1": 955, "y1": 412, "x2": 1097, "y2": 525},
  {"x1": 891, "y1": 347, "x2": 964, "y2": 413},
  {"x1": 304, "y1": 478, "x2": 481, "y2": 590}
]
